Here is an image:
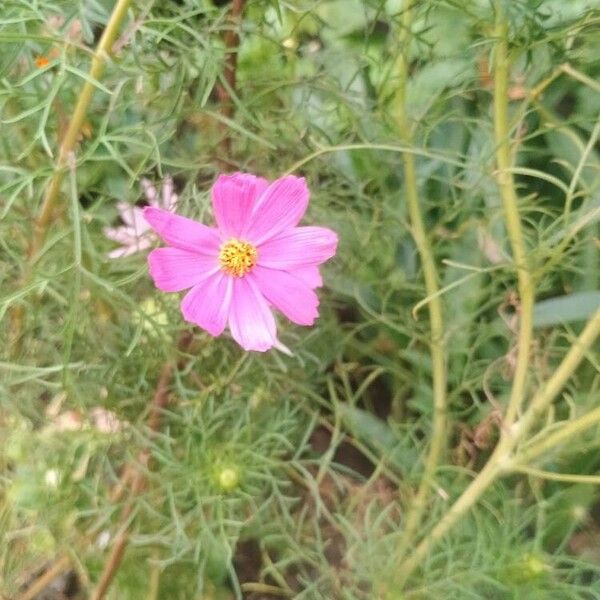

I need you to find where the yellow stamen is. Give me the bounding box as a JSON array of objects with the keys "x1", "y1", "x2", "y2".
[{"x1": 219, "y1": 239, "x2": 257, "y2": 277}]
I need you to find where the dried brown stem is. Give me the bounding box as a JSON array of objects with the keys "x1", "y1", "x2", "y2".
[
  {"x1": 215, "y1": 0, "x2": 246, "y2": 161},
  {"x1": 90, "y1": 331, "x2": 193, "y2": 600},
  {"x1": 15, "y1": 556, "x2": 72, "y2": 600}
]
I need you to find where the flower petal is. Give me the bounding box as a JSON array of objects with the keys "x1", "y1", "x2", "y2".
[
  {"x1": 161, "y1": 176, "x2": 173, "y2": 206},
  {"x1": 212, "y1": 172, "x2": 269, "y2": 238},
  {"x1": 148, "y1": 247, "x2": 219, "y2": 292},
  {"x1": 289, "y1": 265, "x2": 323, "y2": 289},
  {"x1": 180, "y1": 272, "x2": 233, "y2": 336},
  {"x1": 228, "y1": 277, "x2": 277, "y2": 352},
  {"x1": 108, "y1": 244, "x2": 147, "y2": 259},
  {"x1": 165, "y1": 193, "x2": 178, "y2": 211},
  {"x1": 245, "y1": 176, "x2": 309, "y2": 244},
  {"x1": 251, "y1": 266, "x2": 319, "y2": 326},
  {"x1": 141, "y1": 178, "x2": 158, "y2": 202},
  {"x1": 104, "y1": 226, "x2": 135, "y2": 244},
  {"x1": 117, "y1": 203, "x2": 148, "y2": 233},
  {"x1": 116, "y1": 202, "x2": 136, "y2": 227},
  {"x1": 143, "y1": 206, "x2": 220, "y2": 255},
  {"x1": 257, "y1": 226, "x2": 338, "y2": 270}
]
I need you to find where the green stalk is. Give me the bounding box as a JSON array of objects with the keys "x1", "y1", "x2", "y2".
[
  {"x1": 516, "y1": 396, "x2": 600, "y2": 465},
  {"x1": 512, "y1": 465, "x2": 600, "y2": 485},
  {"x1": 10, "y1": 0, "x2": 132, "y2": 351},
  {"x1": 493, "y1": 8, "x2": 535, "y2": 426},
  {"x1": 516, "y1": 308, "x2": 600, "y2": 438},
  {"x1": 390, "y1": 0, "x2": 448, "y2": 560},
  {"x1": 391, "y1": 8, "x2": 596, "y2": 587},
  {"x1": 29, "y1": 0, "x2": 132, "y2": 261},
  {"x1": 394, "y1": 308, "x2": 600, "y2": 586}
]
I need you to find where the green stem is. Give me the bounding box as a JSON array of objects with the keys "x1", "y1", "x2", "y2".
[
  {"x1": 493, "y1": 8, "x2": 535, "y2": 426},
  {"x1": 394, "y1": 308, "x2": 600, "y2": 586},
  {"x1": 560, "y1": 63, "x2": 600, "y2": 93},
  {"x1": 29, "y1": 0, "x2": 132, "y2": 261},
  {"x1": 391, "y1": 0, "x2": 448, "y2": 561},
  {"x1": 392, "y1": 10, "x2": 600, "y2": 587},
  {"x1": 516, "y1": 308, "x2": 600, "y2": 438},
  {"x1": 10, "y1": 0, "x2": 132, "y2": 351},
  {"x1": 516, "y1": 401, "x2": 600, "y2": 465},
  {"x1": 512, "y1": 465, "x2": 600, "y2": 485}
]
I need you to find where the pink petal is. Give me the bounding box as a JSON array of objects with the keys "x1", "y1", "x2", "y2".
[
  {"x1": 104, "y1": 226, "x2": 135, "y2": 244},
  {"x1": 212, "y1": 172, "x2": 269, "y2": 238},
  {"x1": 107, "y1": 236, "x2": 153, "y2": 259},
  {"x1": 165, "y1": 193, "x2": 178, "y2": 212},
  {"x1": 161, "y1": 176, "x2": 173, "y2": 205},
  {"x1": 141, "y1": 178, "x2": 158, "y2": 202},
  {"x1": 245, "y1": 176, "x2": 309, "y2": 245},
  {"x1": 161, "y1": 176, "x2": 178, "y2": 211},
  {"x1": 148, "y1": 247, "x2": 219, "y2": 292},
  {"x1": 116, "y1": 203, "x2": 148, "y2": 234},
  {"x1": 117, "y1": 202, "x2": 137, "y2": 227},
  {"x1": 180, "y1": 272, "x2": 233, "y2": 336},
  {"x1": 228, "y1": 277, "x2": 277, "y2": 352},
  {"x1": 257, "y1": 226, "x2": 338, "y2": 270},
  {"x1": 131, "y1": 210, "x2": 150, "y2": 234},
  {"x1": 108, "y1": 246, "x2": 137, "y2": 259},
  {"x1": 290, "y1": 265, "x2": 323, "y2": 289},
  {"x1": 251, "y1": 266, "x2": 319, "y2": 326},
  {"x1": 143, "y1": 206, "x2": 220, "y2": 255}
]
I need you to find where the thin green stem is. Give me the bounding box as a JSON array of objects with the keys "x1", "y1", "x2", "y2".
[
  {"x1": 29, "y1": 0, "x2": 132, "y2": 261},
  {"x1": 560, "y1": 62, "x2": 600, "y2": 93},
  {"x1": 394, "y1": 309, "x2": 600, "y2": 586},
  {"x1": 516, "y1": 309, "x2": 600, "y2": 437},
  {"x1": 512, "y1": 465, "x2": 600, "y2": 485},
  {"x1": 283, "y1": 143, "x2": 466, "y2": 176},
  {"x1": 493, "y1": 8, "x2": 535, "y2": 426},
  {"x1": 390, "y1": 9, "x2": 598, "y2": 586},
  {"x1": 516, "y1": 404, "x2": 600, "y2": 465},
  {"x1": 390, "y1": 0, "x2": 447, "y2": 561},
  {"x1": 10, "y1": 0, "x2": 132, "y2": 350}
]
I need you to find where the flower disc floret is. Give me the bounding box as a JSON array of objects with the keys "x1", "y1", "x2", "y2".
[{"x1": 219, "y1": 239, "x2": 257, "y2": 277}]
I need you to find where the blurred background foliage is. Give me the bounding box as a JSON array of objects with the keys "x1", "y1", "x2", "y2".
[{"x1": 1, "y1": 0, "x2": 600, "y2": 598}]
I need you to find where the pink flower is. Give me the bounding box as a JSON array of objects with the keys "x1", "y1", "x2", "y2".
[
  {"x1": 104, "y1": 177, "x2": 178, "y2": 258},
  {"x1": 143, "y1": 172, "x2": 338, "y2": 352}
]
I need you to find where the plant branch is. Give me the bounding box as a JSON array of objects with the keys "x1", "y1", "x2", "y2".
[
  {"x1": 493, "y1": 7, "x2": 535, "y2": 426},
  {"x1": 512, "y1": 465, "x2": 600, "y2": 485},
  {"x1": 30, "y1": 0, "x2": 132, "y2": 261},
  {"x1": 560, "y1": 62, "x2": 600, "y2": 93},
  {"x1": 516, "y1": 309, "x2": 600, "y2": 437},
  {"x1": 390, "y1": 0, "x2": 448, "y2": 560},
  {"x1": 10, "y1": 0, "x2": 132, "y2": 349},
  {"x1": 388, "y1": 8, "x2": 598, "y2": 585},
  {"x1": 90, "y1": 331, "x2": 193, "y2": 600},
  {"x1": 393, "y1": 309, "x2": 600, "y2": 587},
  {"x1": 215, "y1": 0, "x2": 246, "y2": 159},
  {"x1": 516, "y1": 403, "x2": 600, "y2": 466},
  {"x1": 16, "y1": 556, "x2": 72, "y2": 600}
]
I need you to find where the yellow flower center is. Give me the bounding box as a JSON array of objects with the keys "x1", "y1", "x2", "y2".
[{"x1": 218, "y1": 239, "x2": 257, "y2": 277}]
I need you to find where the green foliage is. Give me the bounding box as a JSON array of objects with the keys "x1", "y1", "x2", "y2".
[{"x1": 1, "y1": 0, "x2": 600, "y2": 598}]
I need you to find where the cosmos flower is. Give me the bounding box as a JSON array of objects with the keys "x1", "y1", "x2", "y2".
[
  {"x1": 104, "y1": 177, "x2": 178, "y2": 258},
  {"x1": 144, "y1": 172, "x2": 338, "y2": 352}
]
